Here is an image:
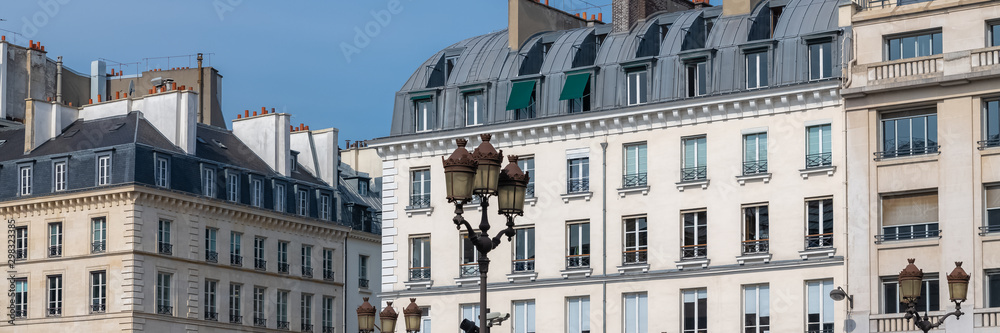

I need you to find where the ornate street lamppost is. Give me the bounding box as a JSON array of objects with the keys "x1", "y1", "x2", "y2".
[
  {"x1": 898, "y1": 259, "x2": 970, "y2": 332},
  {"x1": 358, "y1": 297, "x2": 422, "y2": 333},
  {"x1": 443, "y1": 134, "x2": 529, "y2": 333}
]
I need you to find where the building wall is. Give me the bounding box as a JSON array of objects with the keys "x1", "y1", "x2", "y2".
[
  {"x1": 341, "y1": 145, "x2": 384, "y2": 178},
  {"x1": 345, "y1": 235, "x2": 381, "y2": 333}
]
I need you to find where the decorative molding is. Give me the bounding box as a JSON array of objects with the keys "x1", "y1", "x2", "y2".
[
  {"x1": 404, "y1": 280, "x2": 433, "y2": 290},
  {"x1": 404, "y1": 206, "x2": 433, "y2": 217},
  {"x1": 675, "y1": 258, "x2": 710, "y2": 270},
  {"x1": 616, "y1": 264, "x2": 650, "y2": 275},
  {"x1": 617, "y1": 186, "x2": 650, "y2": 197},
  {"x1": 506, "y1": 271, "x2": 539, "y2": 283},
  {"x1": 560, "y1": 267, "x2": 594, "y2": 279},
  {"x1": 736, "y1": 253, "x2": 772, "y2": 265},
  {"x1": 735, "y1": 173, "x2": 771, "y2": 185},
  {"x1": 560, "y1": 192, "x2": 593, "y2": 203},
  {"x1": 798, "y1": 247, "x2": 837, "y2": 260},
  {"x1": 454, "y1": 276, "x2": 481, "y2": 286},
  {"x1": 676, "y1": 179, "x2": 709, "y2": 191},
  {"x1": 799, "y1": 166, "x2": 836, "y2": 179}
]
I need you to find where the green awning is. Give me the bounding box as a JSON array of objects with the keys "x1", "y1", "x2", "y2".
[
  {"x1": 410, "y1": 94, "x2": 433, "y2": 100},
  {"x1": 559, "y1": 73, "x2": 591, "y2": 100},
  {"x1": 506, "y1": 81, "x2": 536, "y2": 111}
]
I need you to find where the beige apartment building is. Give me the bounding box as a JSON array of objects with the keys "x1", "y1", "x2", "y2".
[{"x1": 843, "y1": 0, "x2": 1000, "y2": 332}]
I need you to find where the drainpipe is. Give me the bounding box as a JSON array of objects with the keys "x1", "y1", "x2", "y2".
[
  {"x1": 343, "y1": 229, "x2": 350, "y2": 333},
  {"x1": 197, "y1": 53, "x2": 204, "y2": 123},
  {"x1": 600, "y1": 139, "x2": 608, "y2": 333},
  {"x1": 56, "y1": 56, "x2": 63, "y2": 103}
]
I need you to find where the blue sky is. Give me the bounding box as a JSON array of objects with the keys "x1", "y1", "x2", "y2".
[{"x1": 2, "y1": 0, "x2": 717, "y2": 145}]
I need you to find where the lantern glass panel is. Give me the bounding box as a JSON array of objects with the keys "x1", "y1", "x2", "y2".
[
  {"x1": 949, "y1": 281, "x2": 968, "y2": 302},
  {"x1": 406, "y1": 314, "x2": 422, "y2": 331},
  {"x1": 475, "y1": 164, "x2": 500, "y2": 194},
  {"x1": 358, "y1": 314, "x2": 375, "y2": 331},
  {"x1": 447, "y1": 171, "x2": 475, "y2": 201},
  {"x1": 381, "y1": 317, "x2": 398, "y2": 333},
  {"x1": 899, "y1": 279, "x2": 923, "y2": 302}
]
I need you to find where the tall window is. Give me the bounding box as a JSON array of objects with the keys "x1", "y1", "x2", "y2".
[
  {"x1": 319, "y1": 194, "x2": 331, "y2": 220},
  {"x1": 53, "y1": 160, "x2": 67, "y2": 191},
  {"x1": 158, "y1": 219, "x2": 172, "y2": 255},
  {"x1": 809, "y1": 42, "x2": 833, "y2": 80},
  {"x1": 567, "y1": 297, "x2": 590, "y2": 333},
  {"x1": 277, "y1": 291, "x2": 289, "y2": 329},
  {"x1": 229, "y1": 284, "x2": 243, "y2": 324},
  {"x1": 301, "y1": 294, "x2": 313, "y2": 331},
  {"x1": 156, "y1": 272, "x2": 172, "y2": 315},
  {"x1": 623, "y1": 293, "x2": 648, "y2": 333},
  {"x1": 251, "y1": 179, "x2": 263, "y2": 207},
  {"x1": 626, "y1": 68, "x2": 648, "y2": 106},
  {"x1": 461, "y1": 304, "x2": 480, "y2": 330},
  {"x1": 681, "y1": 136, "x2": 707, "y2": 181},
  {"x1": 742, "y1": 205, "x2": 769, "y2": 254},
  {"x1": 278, "y1": 241, "x2": 290, "y2": 273},
  {"x1": 623, "y1": 143, "x2": 647, "y2": 187},
  {"x1": 513, "y1": 227, "x2": 536, "y2": 272},
  {"x1": 565, "y1": 73, "x2": 591, "y2": 114},
  {"x1": 359, "y1": 255, "x2": 369, "y2": 288},
  {"x1": 203, "y1": 167, "x2": 216, "y2": 197},
  {"x1": 742, "y1": 133, "x2": 767, "y2": 175},
  {"x1": 297, "y1": 189, "x2": 309, "y2": 216},
  {"x1": 322, "y1": 296, "x2": 335, "y2": 332},
  {"x1": 230, "y1": 232, "x2": 243, "y2": 266},
  {"x1": 254, "y1": 237, "x2": 266, "y2": 270},
  {"x1": 513, "y1": 300, "x2": 536, "y2": 333},
  {"x1": 806, "y1": 199, "x2": 834, "y2": 248},
  {"x1": 682, "y1": 211, "x2": 708, "y2": 259},
  {"x1": 886, "y1": 31, "x2": 942, "y2": 61},
  {"x1": 682, "y1": 289, "x2": 707, "y2": 333},
  {"x1": 987, "y1": 185, "x2": 1000, "y2": 233},
  {"x1": 806, "y1": 124, "x2": 833, "y2": 168},
  {"x1": 567, "y1": 158, "x2": 590, "y2": 193},
  {"x1": 323, "y1": 249, "x2": 335, "y2": 281},
  {"x1": 518, "y1": 157, "x2": 535, "y2": 198},
  {"x1": 411, "y1": 237, "x2": 431, "y2": 281},
  {"x1": 992, "y1": 23, "x2": 1000, "y2": 47},
  {"x1": 420, "y1": 307, "x2": 432, "y2": 333},
  {"x1": 91, "y1": 271, "x2": 107, "y2": 313},
  {"x1": 253, "y1": 287, "x2": 266, "y2": 327},
  {"x1": 743, "y1": 285, "x2": 770, "y2": 333},
  {"x1": 686, "y1": 61, "x2": 708, "y2": 97},
  {"x1": 880, "y1": 191, "x2": 939, "y2": 242},
  {"x1": 302, "y1": 245, "x2": 314, "y2": 277},
  {"x1": 466, "y1": 92, "x2": 485, "y2": 126},
  {"x1": 880, "y1": 110, "x2": 938, "y2": 158},
  {"x1": 19, "y1": 165, "x2": 32, "y2": 196},
  {"x1": 205, "y1": 228, "x2": 218, "y2": 262},
  {"x1": 275, "y1": 183, "x2": 287, "y2": 212},
  {"x1": 410, "y1": 169, "x2": 431, "y2": 208},
  {"x1": 13, "y1": 278, "x2": 27, "y2": 318},
  {"x1": 567, "y1": 222, "x2": 590, "y2": 268},
  {"x1": 14, "y1": 227, "x2": 27, "y2": 260},
  {"x1": 745, "y1": 51, "x2": 768, "y2": 89},
  {"x1": 987, "y1": 271, "x2": 1000, "y2": 308},
  {"x1": 97, "y1": 154, "x2": 112, "y2": 185},
  {"x1": 48, "y1": 222, "x2": 62, "y2": 258},
  {"x1": 807, "y1": 279, "x2": 834, "y2": 333},
  {"x1": 623, "y1": 217, "x2": 648, "y2": 264},
  {"x1": 205, "y1": 280, "x2": 218, "y2": 321},
  {"x1": 461, "y1": 233, "x2": 480, "y2": 277},
  {"x1": 984, "y1": 99, "x2": 1000, "y2": 148},
  {"x1": 415, "y1": 98, "x2": 433, "y2": 132},
  {"x1": 883, "y1": 276, "x2": 939, "y2": 313},
  {"x1": 47, "y1": 275, "x2": 63, "y2": 316},
  {"x1": 92, "y1": 217, "x2": 107, "y2": 254},
  {"x1": 155, "y1": 156, "x2": 169, "y2": 187}
]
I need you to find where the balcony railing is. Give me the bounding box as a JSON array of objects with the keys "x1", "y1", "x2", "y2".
[
  {"x1": 254, "y1": 259, "x2": 267, "y2": 271},
  {"x1": 874, "y1": 145, "x2": 940, "y2": 161},
  {"x1": 90, "y1": 303, "x2": 106, "y2": 314},
  {"x1": 323, "y1": 269, "x2": 335, "y2": 281},
  {"x1": 359, "y1": 278, "x2": 370, "y2": 288},
  {"x1": 681, "y1": 166, "x2": 707, "y2": 181},
  {"x1": 205, "y1": 311, "x2": 219, "y2": 321},
  {"x1": 12, "y1": 309, "x2": 26, "y2": 318},
  {"x1": 512, "y1": 258, "x2": 535, "y2": 272},
  {"x1": 277, "y1": 320, "x2": 290, "y2": 330},
  {"x1": 231, "y1": 255, "x2": 243, "y2": 267},
  {"x1": 303, "y1": 267, "x2": 314, "y2": 278},
  {"x1": 92, "y1": 241, "x2": 106, "y2": 254},
  {"x1": 805, "y1": 233, "x2": 834, "y2": 249},
  {"x1": 278, "y1": 263, "x2": 290, "y2": 273},
  {"x1": 741, "y1": 239, "x2": 769, "y2": 255},
  {"x1": 876, "y1": 223, "x2": 940, "y2": 243},
  {"x1": 977, "y1": 308, "x2": 1000, "y2": 328},
  {"x1": 980, "y1": 224, "x2": 1000, "y2": 236},
  {"x1": 158, "y1": 242, "x2": 173, "y2": 255},
  {"x1": 566, "y1": 254, "x2": 590, "y2": 268},
  {"x1": 254, "y1": 317, "x2": 267, "y2": 327},
  {"x1": 230, "y1": 314, "x2": 243, "y2": 324},
  {"x1": 622, "y1": 250, "x2": 647, "y2": 265},
  {"x1": 47, "y1": 307, "x2": 62, "y2": 316},
  {"x1": 157, "y1": 305, "x2": 173, "y2": 315},
  {"x1": 460, "y1": 263, "x2": 479, "y2": 277},
  {"x1": 48, "y1": 245, "x2": 62, "y2": 258},
  {"x1": 972, "y1": 46, "x2": 1000, "y2": 68},
  {"x1": 742, "y1": 160, "x2": 768, "y2": 175},
  {"x1": 205, "y1": 250, "x2": 218, "y2": 263},
  {"x1": 872, "y1": 314, "x2": 941, "y2": 332},
  {"x1": 853, "y1": 0, "x2": 934, "y2": 10},
  {"x1": 622, "y1": 173, "x2": 647, "y2": 188},
  {"x1": 526, "y1": 184, "x2": 535, "y2": 198},
  {"x1": 979, "y1": 138, "x2": 1000, "y2": 150},
  {"x1": 867, "y1": 54, "x2": 943, "y2": 82},
  {"x1": 806, "y1": 152, "x2": 832, "y2": 168},
  {"x1": 681, "y1": 244, "x2": 707, "y2": 259},
  {"x1": 409, "y1": 194, "x2": 431, "y2": 208},
  {"x1": 302, "y1": 323, "x2": 315, "y2": 332},
  {"x1": 323, "y1": 326, "x2": 335, "y2": 333},
  {"x1": 805, "y1": 329, "x2": 834, "y2": 333},
  {"x1": 409, "y1": 267, "x2": 431, "y2": 281},
  {"x1": 14, "y1": 249, "x2": 27, "y2": 260},
  {"x1": 567, "y1": 179, "x2": 590, "y2": 193}
]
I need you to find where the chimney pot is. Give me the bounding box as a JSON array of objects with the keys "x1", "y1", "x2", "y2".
[
  {"x1": 262, "y1": 106, "x2": 267, "y2": 113},
  {"x1": 98, "y1": 94, "x2": 102, "y2": 103},
  {"x1": 68, "y1": 102, "x2": 72, "y2": 106},
  {"x1": 238, "y1": 114, "x2": 242, "y2": 119},
  {"x1": 116, "y1": 92, "x2": 120, "y2": 99},
  {"x1": 245, "y1": 110, "x2": 250, "y2": 117},
  {"x1": 599, "y1": 13, "x2": 603, "y2": 21}
]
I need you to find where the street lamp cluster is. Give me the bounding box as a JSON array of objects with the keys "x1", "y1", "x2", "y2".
[
  {"x1": 896, "y1": 259, "x2": 970, "y2": 333},
  {"x1": 356, "y1": 297, "x2": 422, "y2": 333}
]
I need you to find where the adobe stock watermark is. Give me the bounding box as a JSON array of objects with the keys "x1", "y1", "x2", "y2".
[
  {"x1": 20, "y1": 0, "x2": 72, "y2": 39},
  {"x1": 341, "y1": 0, "x2": 408, "y2": 63},
  {"x1": 213, "y1": 0, "x2": 243, "y2": 22}
]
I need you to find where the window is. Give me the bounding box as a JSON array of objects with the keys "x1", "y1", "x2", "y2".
[
  {"x1": 253, "y1": 287, "x2": 266, "y2": 327},
  {"x1": 205, "y1": 280, "x2": 218, "y2": 321},
  {"x1": 880, "y1": 110, "x2": 938, "y2": 158},
  {"x1": 681, "y1": 136, "x2": 707, "y2": 181},
  {"x1": 251, "y1": 179, "x2": 263, "y2": 207},
  {"x1": 883, "y1": 276, "x2": 939, "y2": 313},
  {"x1": 807, "y1": 280, "x2": 834, "y2": 332},
  {"x1": 461, "y1": 304, "x2": 481, "y2": 330},
  {"x1": 992, "y1": 22, "x2": 1000, "y2": 47},
  {"x1": 278, "y1": 241, "x2": 290, "y2": 273},
  {"x1": 562, "y1": 73, "x2": 592, "y2": 114},
  {"x1": 155, "y1": 156, "x2": 169, "y2": 187},
  {"x1": 682, "y1": 289, "x2": 707, "y2": 333},
  {"x1": 567, "y1": 297, "x2": 590, "y2": 333},
  {"x1": 203, "y1": 167, "x2": 216, "y2": 197},
  {"x1": 742, "y1": 205, "x2": 769, "y2": 254},
  {"x1": 445, "y1": 55, "x2": 459, "y2": 78},
  {"x1": 682, "y1": 211, "x2": 708, "y2": 259},
  {"x1": 231, "y1": 232, "x2": 243, "y2": 266},
  {"x1": 302, "y1": 245, "x2": 314, "y2": 277},
  {"x1": 359, "y1": 181, "x2": 369, "y2": 196},
  {"x1": 19, "y1": 165, "x2": 32, "y2": 195},
  {"x1": 359, "y1": 255, "x2": 369, "y2": 288},
  {"x1": 254, "y1": 237, "x2": 266, "y2": 270},
  {"x1": 984, "y1": 99, "x2": 1000, "y2": 148},
  {"x1": 686, "y1": 61, "x2": 708, "y2": 97},
  {"x1": 225, "y1": 172, "x2": 239, "y2": 202},
  {"x1": 806, "y1": 199, "x2": 834, "y2": 248},
  {"x1": 47, "y1": 275, "x2": 63, "y2": 316},
  {"x1": 809, "y1": 42, "x2": 833, "y2": 80},
  {"x1": 410, "y1": 169, "x2": 431, "y2": 208},
  {"x1": 48, "y1": 222, "x2": 62, "y2": 258},
  {"x1": 742, "y1": 133, "x2": 767, "y2": 175},
  {"x1": 746, "y1": 51, "x2": 768, "y2": 89},
  {"x1": 567, "y1": 158, "x2": 590, "y2": 193},
  {"x1": 14, "y1": 226, "x2": 27, "y2": 260},
  {"x1": 509, "y1": 81, "x2": 537, "y2": 120},
  {"x1": 415, "y1": 98, "x2": 433, "y2": 132},
  {"x1": 567, "y1": 222, "x2": 590, "y2": 268},
  {"x1": 297, "y1": 189, "x2": 310, "y2": 216},
  {"x1": 229, "y1": 284, "x2": 243, "y2": 324},
  {"x1": 53, "y1": 160, "x2": 66, "y2": 191},
  {"x1": 460, "y1": 233, "x2": 480, "y2": 277},
  {"x1": 158, "y1": 219, "x2": 172, "y2": 255},
  {"x1": 513, "y1": 300, "x2": 536, "y2": 333},
  {"x1": 985, "y1": 185, "x2": 1000, "y2": 234},
  {"x1": 301, "y1": 294, "x2": 313, "y2": 331},
  {"x1": 466, "y1": 92, "x2": 485, "y2": 126},
  {"x1": 806, "y1": 124, "x2": 833, "y2": 168},
  {"x1": 97, "y1": 154, "x2": 111, "y2": 185},
  {"x1": 988, "y1": 271, "x2": 1000, "y2": 308},
  {"x1": 277, "y1": 291, "x2": 289, "y2": 329},
  {"x1": 626, "y1": 69, "x2": 648, "y2": 106},
  {"x1": 879, "y1": 191, "x2": 940, "y2": 242},
  {"x1": 623, "y1": 143, "x2": 647, "y2": 187},
  {"x1": 513, "y1": 227, "x2": 536, "y2": 272},
  {"x1": 322, "y1": 296, "x2": 335, "y2": 332},
  {"x1": 156, "y1": 272, "x2": 172, "y2": 315},
  {"x1": 518, "y1": 157, "x2": 535, "y2": 198},
  {"x1": 13, "y1": 278, "x2": 27, "y2": 318},
  {"x1": 319, "y1": 194, "x2": 331, "y2": 220},
  {"x1": 623, "y1": 217, "x2": 647, "y2": 264},
  {"x1": 623, "y1": 293, "x2": 647, "y2": 333},
  {"x1": 744, "y1": 285, "x2": 770, "y2": 333},
  {"x1": 90, "y1": 271, "x2": 108, "y2": 313},
  {"x1": 92, "y1": 217, "x2": 107, "y2": 254},
  {"x1": 323, "y1": 249, "x2": 335, "y2": 281},
  {"x1": 420, "y1": 307, "x2": 432, "y2": 333},
  {"x1": 411, "y1": 237, "x2": 431, "y2": 280},
  {"x1": 886, "y1": 31, "x2": 942, "y2": 61},
  {"x1": 275, "y1": 183, "x2": 287, "y2": 212}
]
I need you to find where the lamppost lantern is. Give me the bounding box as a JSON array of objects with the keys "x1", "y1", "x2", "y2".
[
  {"x1": 380, "y1": 301, "x2": 399, "y2": 333},
  {"x1": 898, "y1": 258, "x2": 924, "y2": 304},
  {"x1": 357, "y1": 297, "x2": 377, "y2": 333},
  {"x1": 443, "y1": 139, "x2": 478, "y2": 204},
  {"x1": 497, "y1": 155, "x2": 529, "y2": 216},
  {"x1": 403, "y1": 298, "x2": 423, "y2": 333},
  {"x1": 947, "y1": 261, "x2": 970, "y2": 303},
  {"x1": 471, "y1": 134, "x2": 503, "y2": 195}
]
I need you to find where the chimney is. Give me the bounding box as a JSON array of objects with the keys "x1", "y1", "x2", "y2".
[
  {"x1": 612, "y1": 0, "x2": 698, "y2": 33},
  {"x1": 139, "y1": 90, "x2": 199, "y2": 154},
  {"x1": 91, "y1": 60, "x2": 107, "y2": 102},
  {"x1": 508, "y1": 0, "x2": 590, "y2": 50},
  {"x1": 232, "y1": 110, "x2": 292, "y2": 177},
  {"x1": 290, "y1": 127, "x2": 339, "y2": 188},
  {"x1": 23, "y1": 99, "x2": 79, "y2": 153},
  {"x1": 722, "y1": 0, "x2": 762, "y2": 16}
]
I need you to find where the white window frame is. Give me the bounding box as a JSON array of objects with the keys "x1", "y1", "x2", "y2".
[
  {"x1": 205, "y1": 279, "x2": 218, "y2": 316},
  {"x1": 91, "y1": 271, "x2": 107, "y2": 312},
  {"x1": 319, "y1": 194, "x2": 331, "y2": 220},
  {"x1": 743, "y1": 132, "x2": 767, "y2": 164},
  {"x1": 807, "y1": 279, "x2": 834, "y2": 333},
  {"x1": 410, "y1": 236, "x2": 431, "y2": 280},
  {"x1": 47, "y1": 275, "x2": 63, "y2": 315},
  {"x1": 513, "y1": 227, "x2": 536, "y2": 272},
  {"x1": 626, "y1": 68, "x2": 648, "y2": 106},
  {"x1": 227, "y1": 172, "x2": 239, "y2": 202},
  {"x1": 809, "y1": 41, "x2": 833, "y2": 80},
  {"x1": 297, "y1": 189, "x2": 309, "y2": 216},
  {"x1": 567, "y1": 222, "x2": 590, "y2": 267},
  {"x1": 322, "y1": 296, "x2": 335, "y2": 330},
  {"x1": 251, "y1": 178, "x2": 263, "y2": 207},
  {"x1": 229, "y1": 284, "x2": 242, "y2": 319},
  {"x1": 323, "y1": 248, "x2": 335, "y2": 275},
  {"x1": 231, "y1": 232, "x2": 242, "y2": 258},
  {"x1": 302, "y1": 245, "x2": 313, "y2": 270},
  {"x1": 14, "y1": 227, "x2": 27, "y2": 259},
  {"x1": 461, "y1": 304, "x2": 480, "y2": 329},
  {"x1": 253, "y1": 286, "x2": 266, "y2": 320},
  {"x1": 743, "y1": 284, "x2": 770, "y2": 333},
  {"x1": 277, "y1": 290, "x2": 289, "y2": 324},
  {"x1": 513, "y1": 300, "x2": 536, "y2": 333},
  {"x1": 745, "y1": 50, "x2": 769, "y2": 89},
  {"x1": 415, "y1": 98, "x2": 433, "y2": 132},
  {"x1": 275, "y1": 183, "x2": 287, "y2": 212},
  {"x1": 685, "y1": 61, "x2": 708, "y2": 97},
  {"x1": 205, "y1": 227, "x2": 217, "y2": 254},
  {"x1": 359, "y1": 255, "x2": 369, "y2": 280},
  {"x1": 155, "y1": 156, "x2": 169, "y2": 188},
  {"x1": 202, "y1": 167, "x2": 216, "y2": 197},
  {"x1": 623, "y1": 293, "x2": 647, "y2": 333},
  {"x1": 158, "y1": 219, "x2": 171, "y2": 246},
  {"x1": 623, "y1": 143, "x2": 647, "y2": 177},
  {"x1": 517, "y1": 157, "x2": 535, "y2": 198},
  {"x1": 19, "y1": 165, "x2": 32, "y2": 196},
  {"x1": 465, "y1": 91, "x2": 485, "y2": 126},
  {"x1": 682, "y1": 289, "x2": 707, "y2": 333},
  {"x1": 13, "y1": 278, "x2": 27, "y2": 318},
  {"x1": 156, "y1": 272, "x2": 172, "y2": 314},
  {"x1": 254, "y1": 237, "x2": 266, "y2": 264},
  {"x1": 623, "y1": 217, "x2": 647, "y2": 263},
  {"x1": 49, "y1": 222, "x2": 63, "y2": 257},
  {"x1": 567, "y1": 296, "x2": 590, "y2": 333},
  {"x1": 301, "y1": 294, "x2": 313, "y2": 327},
  {"x1": 97, "y1": 154, "x2": 112, "y2": 186},
  {"x1": 53, "y1": 160, "x2": 67, "y2": 192},
  {"x1": 743, "y1": 205, "x2": 769, "y2": 242},
  {"x1": 92, "y1": 217, "x2": 107, "y2": 252},
  {"x1": 278, "y1": 241, "x2": 289, "y2": 270}
]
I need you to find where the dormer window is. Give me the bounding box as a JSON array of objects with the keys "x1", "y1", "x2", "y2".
[
  {"x1": 53, "y1": 160, "x2": 67, "y2": 192},
  {"x1": 464, "y1": 91, "x2": 485, "y2": 126},
  {"x1": 227, "y1": 172, "x2": 240, "y2": 202},
  {"x1": 413, "y1": 96, "x2": 434, "y2": 132},
  {"x1": 359, "y1": 181, "x2": 369, "y2": 196},
  {"x1": 809, "y1": 41, "x2": 833, "y2": 80},
  {"x1": 445, "y1": 56, "x2": 459, "y2": 79},
  {"x1": 626, "y1": 68, "x2": 648, "y2": 106},
  {"x1": 202, "y1": 166, "x2": 216, "y2": 198},
  {"x1": 686, "y1": 61, "x2": 708, "y2": 97},
  {"x1": 770, "y1": 6, "x2": 783, "y2": 38},
  {"x1": 155, "y1": 156, "x2": 170, "y2": 188},
  {"x1": 746, "y1": 50, "x2": 769, "y2": 89},
  {"x1": 561, "y1": 72, "x2": 592, "y2": 113},
  {"x1": 291, "y1": 154, "x2": 298, "y2": 172},
  {"x1": 19, "y1": 165, "x2": 33, "y2": 196},
  {"x1": 507, "y1": 80, "x2": 537, "y2": 120}
]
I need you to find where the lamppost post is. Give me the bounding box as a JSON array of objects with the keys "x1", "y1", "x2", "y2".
[{"x1": 897, "y1": 259, "x2": 971, "y2": 333}]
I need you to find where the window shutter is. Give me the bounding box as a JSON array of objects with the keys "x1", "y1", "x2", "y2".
[{"x1": 882, "y1": 192, "x2": 939, "y2": 226}]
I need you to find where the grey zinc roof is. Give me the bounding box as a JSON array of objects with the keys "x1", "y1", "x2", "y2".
[{"x1": 388, "y1": 0, "x2": 846, "y2": 137}]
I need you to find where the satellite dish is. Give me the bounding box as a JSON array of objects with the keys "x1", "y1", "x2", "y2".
[{"x1": 128, "y1": 80, "x2": 134, "y2": 95}]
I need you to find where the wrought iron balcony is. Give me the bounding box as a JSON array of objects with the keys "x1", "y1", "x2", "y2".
[
  {"x1": 526, "y1": 183, "x2": 535, "y2": 198},
  {"x1": 806, "y1": 329, "x2": 834, "y2": 333},
  {"x1": 231, "y1": 255, "x2": 243, "y2": 267},
  {"x1": 157, "y1": 305, "x2": 172, "y2": 315},
  {"x1": 302, "y1": 267, "x2": 314, "y2": 278},
  {"x1": 359, "y1": 278, "x2": 370, "y2": 288},
  {"x1": 681, "y1": 166, "x2": 707, "y2": 181},
  {"x1": 323, "y1": 269, "x2": 335, "y2": 281},
  {"x1": 158, "y1": 242, "x2": 173, "y2": 255},
  {"x1": 323, "y1": 326, "x2": 335, "y2": 333},
  {"x1": 409, "y1": 267, "x2": 431, "y2": 281},
  {"x1": 805, "y1": 152, "x2": 833, "y2": 169},
  {"x1": 460, "y1": 263, "x2": 479, "y2": 277},
  {"x1": 742, "y1": 160, "x2": 768, "y2": 175},
  {"x1": 47, "y1": 307, "x2": 62, "y2": 316},
  {"x1": 979, "y1": 138, "x2": 1000, "y2": 150},
  {"x1": 622, "y1": 173, "x2": 648, "y2": 188},
  {"x1": 566, "y1": 254, "x2": 590, "y2": 268},
  {"x1": 741, "y1": 239, "x2": 769, "y2": 255},
  {"x1": 512, "y1": 258, "x2": 535, "y2": 272},
  {"x1": 875, "y1": 223, "x2": 941, "y2": 243},
  {"x1": 48, "y1": 245, "x2": 62, "y2": 258},
  {"x1": 622, "y1": 250, "x2": 647, "y2": 265},
  {"x1": 409, "y1": 194, "x2": 431, "y2": 208},
  {"x1": 205, "y1": 250, "x2": 218, "y2": 263},
  {"x1": 853, "y1": 0, "x2": 933, "y2": 10},
  {"x1": 90, "y1": 303, "x2": 106, "y2": 313},
  {"x1": 254, "y1": 259, "x2": 267, "y2": 271},
  {"x1": 567, "y1": 179, "x2": 590, "y2": 193},
  {"x1": 873, "y1": 145, "x2": 940, "y2": 161},
  {"x1": 980, "y1": 224, "x2": 1000, "y2": 236},
  {"x1": 301, "y1": 323, "x2": 314, "y2": 333},
  {"x1": 681, "y1": 244, "x2": 707, "y2": 259},
  {"x1": 254, "y1": 317, "x2": 267, "y2": 327},
  {"x1": 205, "y1": 311, "x2": 218, "y2": 321},
  {"x1": 230, "y1": 314, "x2": 243, "y2": 324},
  {"x1": 92, "y1": 241, "x2": 107, "y2": 254},
  {"x1": 14, "y1": 249, "x2": 27, "y2": 260},
  {"x1": 12, "y1": 309, "x2": 26, "y2": 318},
  {"x1": 278, "y1": 263, "x2": 290, "y2": 273},
  {"x1": 277, "y1": 320, "x2": 290, "y2": 330},
  {"x1": 805, "y1": 233, "x2": 834, "y2": 249}
]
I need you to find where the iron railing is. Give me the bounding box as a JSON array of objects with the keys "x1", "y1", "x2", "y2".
[
  {"x1": 512, "y1": 258, "x2": 535, "y2": 272},
  {"x1": 206, "y1": 250, "x2": 218, "y2": 263},
  {"x1": 205, "y1": 311, "x2": 218, "y2": 321},
  {"x1": 681, "y1": 166, "x2": 707, "y2": 181},
  {"x1": 278, "y1": 263, "x2": 290, "y2": 273},
  {"x1": 979, "y1": 138, "x2": 1000, "y2": 150},
  {"x1": 14, "y1": 249, "x2": 27, "y2": 260},
  {"x1": 254, "y1": 317, "x2": 267, "y2": 327},
  {"x1": 805, "y1": 233, "x2": 834, "y2": 249},
  {"x1": 460, "y1": 263, "x2": 479, "y2": 277},
  {"x1": 90, "y1": 303, "x2": 106, "y2": 313},
  {"x1": 231, "y1": 255, "x2": 243, "y2": 267},
  {"x1": 47, "y1": 307, "x2": 62, "y2": 316},
  {"x1": 92, "y1": 241, "x2": 107, "y2": 254},
  {"x1": 873, "y1": 145, "x2": 940, "y2": 160},
  {"x1": 742, "y1": 160, "x2": 768, "y2": 175},
  {"x1": 359, "y1": 278, "x2": 369, "y2": 288},
  {"x1": 526, "y1": 184, "x2": 535, "y2": 198},
  {"x1": 622, "y1": 250, "x2": 647, "y2": 265},
  {"x1": 158, "y1": 242, "x2": 173, "y2": 255},
  {"x1": 12, "y1": 309, "x2": 27, "y2": 318},
  {"x1": 875, "y1": 225, "x2": 941, "y2": 243},
  {"x1": 48, "y1": 245, "x2": 62, "y2": 257},
  {"x1": 254, "y1": 259, "x2": 267, "y2": 271},
  {"x1": 323, "y1": 326, "x2": 335, "y2": 333},
  {"x1": 157, "y1": 305, "x2": 172, "y2": 315},
  {"x1": 230, "y1": 314, "x2": 243, "y2": 324},
  {"x1": 302, "y1": 323, "x2": 314, "y2": 332},
  {"x1": 622, "y1": 173, "x2": 648, "y2": 188},
  {"x1": 741, "y1": 239, "x2": 769, "y2": 255},
  {"x1": 409, "y1": 267, "x2": 431, "y2": 281},
  {"x1": 980, "y1": 224, "x2": 1000, "y2": 235},
  {"x1": 806, "y1": 152, "x2": 833, "y2": 168},
  {"x1": 681, "y1": 244, "x2": 707, "y2": 259},
  {"x1": 409, "y1": 194, "x2": 431, "y2": 208},
  {"x1": 302, "y1": 267, "x2": 314, "y2": 278},
  {"x1": 323, "y1": 270, "x2": 335, "y2": 281},
  {"x1": 567, "y1": 179, "x2": 590, "y2": 193},
  {"x1": 806, "y1": 329, "x2": 835, "y2": 333},
  {"x1": 853, "y1": 0, "x2": 932, "y2": 10},
  {"x1": 277, "y1": 320, "x2": 290, "y2": 330},
  {"x1": 566, "y1": 254, "x2": 590, "y2": 268}
]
